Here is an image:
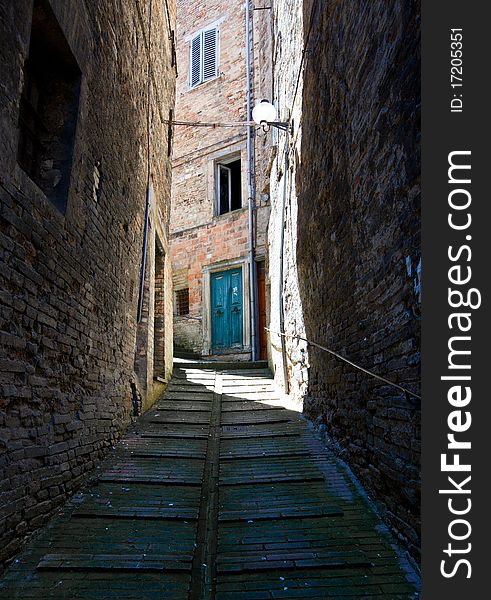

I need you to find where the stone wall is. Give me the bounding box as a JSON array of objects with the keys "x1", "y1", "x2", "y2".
[
  {"x1": 268, "y1": 0, "x2": 421, "y2": 558},
  {"x1": 267, "y1": 0, "x2": 308, "y2": 397},
  {"x1": 0, "y1": 0, "x2": 176, "y2": 570}
]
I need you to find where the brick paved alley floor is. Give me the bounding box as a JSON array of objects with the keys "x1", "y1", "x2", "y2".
[{"x1": 0, "y1": 362, "x2": 420, "y2": 599}]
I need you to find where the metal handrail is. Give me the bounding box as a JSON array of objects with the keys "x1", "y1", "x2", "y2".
[{"x1": 265, "y1": 327, "x2": 421, "y2": 401}]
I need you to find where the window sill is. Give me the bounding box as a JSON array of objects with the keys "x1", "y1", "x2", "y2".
[
  {"x1": 14, "y1": 162, "x2": 67, "y2": 221},
  {"x1": 186, "y1": 74, "x2": 221, "y2": 93},
  {"x1": 213, "y1": 206, "x2": 247, "y2": 220},
  {"x1": 174, "y1": 314, "x2": 200, "y2": 321}
]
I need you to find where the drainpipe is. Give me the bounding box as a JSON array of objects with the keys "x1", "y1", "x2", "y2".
[
  {"x1": 137, "y1": 0, "x2": 153, "y2": 323},
  {"x1": 245, "y1": 0, "x2": 258, "y2": 361},
  {"x1": 278, "y1": 135, "x2": 290, "y2": 393},
  {"x1": 137, "y1": 186, "x2": 151, "y2": 322}
]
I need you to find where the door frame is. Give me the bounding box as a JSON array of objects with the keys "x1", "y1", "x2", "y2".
[
  {"x1": 202, "y1": 258, "x2": 251, "y2": 356},
  {"x1": 256, "y1": 259, "x2": 268, "y2": 360}
]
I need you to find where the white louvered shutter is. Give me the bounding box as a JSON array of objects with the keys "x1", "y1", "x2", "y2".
[
  {"x1": 190, "y1": 34, "x2": 201, "y2": 87},
  {"x1": 203, "y1": 28, "x2": 218, "y2": 81}
]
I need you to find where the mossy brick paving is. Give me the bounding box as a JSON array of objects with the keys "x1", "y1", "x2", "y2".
[{"x1": 0, "y1": 364, "x2": 419, "y2": 598}]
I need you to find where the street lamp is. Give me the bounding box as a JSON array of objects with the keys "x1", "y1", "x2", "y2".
[{"x1": 252, "y1": 99, "x2": 292, "y2": 134}]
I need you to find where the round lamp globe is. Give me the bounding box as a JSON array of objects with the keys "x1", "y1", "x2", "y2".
[{"x1": 252, "y1": 100, "x2": 277, "y2": 125}]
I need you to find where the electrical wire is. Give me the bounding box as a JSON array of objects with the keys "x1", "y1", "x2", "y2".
[
  {"x1": 289, "y1": 0, "x2": 319, "y2": 124},
  {"x1": 265, "y1": 327, "x2": 421, "y2": 401},
  {"x1": 164, "y1": 119, "x2": 256, "y2": 128},
  {"x1": 162, "y1": 0, "x2": 172, "y2": 33}
]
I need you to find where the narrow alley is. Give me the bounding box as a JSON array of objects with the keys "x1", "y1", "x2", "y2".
[
  {"x1": 1, "y1": 0, "x2": 421, "y2": 596},
  {"x1": 0, "y1": 362, "x2": 418, "y2": 599}
]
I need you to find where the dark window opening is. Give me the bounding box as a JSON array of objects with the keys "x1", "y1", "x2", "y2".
[
  {"x1": 175, "y1": 288, "x2": 190, "y2": 316},
  {"x1": 217, "y1": 158, "x2": 241, "y2": 215},
  {"x1": 18, "y1": 0, "x2": 81, "y2": 213}
]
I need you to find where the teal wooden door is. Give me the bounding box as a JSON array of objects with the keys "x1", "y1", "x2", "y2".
[{"x1": 211, "y1": 268, "x2": 243, "y2": 351}]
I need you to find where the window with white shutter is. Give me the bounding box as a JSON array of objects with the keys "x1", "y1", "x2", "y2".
[
  {"x1": 203, "y1": 28, "x2": 218, "y2": 81},
  {"x1": 189, "y1": 26, "x2": 219, "y2": 88},
  {"x1": 190, "y1": 34, "x2": 201, "y2": 87}
]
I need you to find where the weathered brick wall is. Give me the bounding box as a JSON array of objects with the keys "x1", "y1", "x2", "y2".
[
  {"x1": 0, "y1": 0, "x2": 176, "y2": 570},
  {"x1": 170, "y1": 0, "x2": 271, "y2": 357},
  {"x1": 172, "y1": 209, "x2": 250, "y2": 353},
  {"x1": 268, "y1": 0, "x2": 421, "y2": 558},
  {"x1": 171, "y1": 0, "x2": 250, "y2": 232}
]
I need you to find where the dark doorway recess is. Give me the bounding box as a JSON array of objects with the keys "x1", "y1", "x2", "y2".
[{"x1": 257, "y1": 261, "x2": 267, "y2": 360}]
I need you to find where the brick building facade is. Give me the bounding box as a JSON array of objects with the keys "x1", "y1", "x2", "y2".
[
  {"x1": 0, "y1": 0, "x2": 176, "y2": 569},
  {"x1": 170, "y1": 0, "x2": 272, "y2": 360},
  {"x1": 267, "y1": 0, "x2": 421, "y2": 559}
]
